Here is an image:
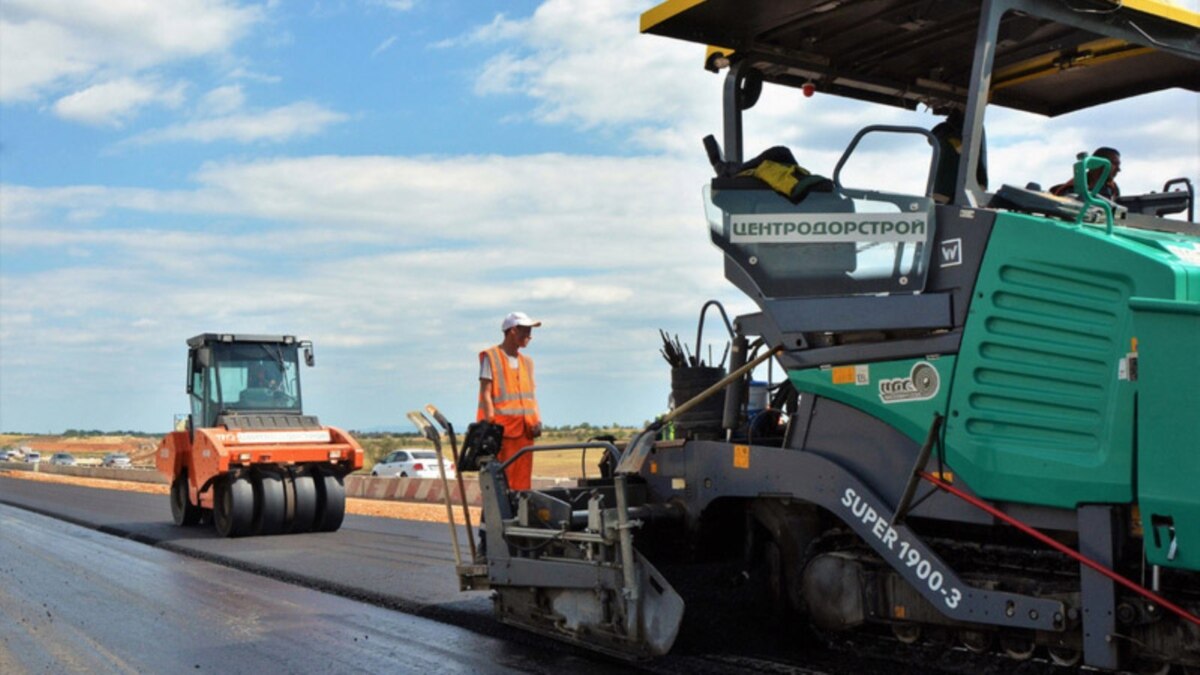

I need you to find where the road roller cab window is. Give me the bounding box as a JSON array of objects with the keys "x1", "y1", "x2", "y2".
[{"x1": 211, "y1": 343, "x2": 302, "y2": 414}]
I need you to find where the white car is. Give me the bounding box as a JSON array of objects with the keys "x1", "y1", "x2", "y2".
[
  {"x1": 102, "y1": 453, "x2": 132, "y2": 469},
  {"x1": 49, "y1": 452, "x2": 77, "y2": 466},
  {"x1": 371, "y1": 449, "x2": 455, "y2": 479},
  {"x1": 25, "y1": 451, "x2": 42, "y2": 464}
]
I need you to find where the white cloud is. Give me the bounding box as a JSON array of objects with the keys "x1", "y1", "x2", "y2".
[
  {"x1": 0, "y1": 18, "x2": 94, "y2": 103},
  {"x1": 367, "y1": 0, "x2": 416, "y2": 11},
  {"x1": 0, "y1": 151, "x2": 742, "y2": 430},
  {"x1": 464, "y1": 0, "x2": 713, "y2": 142},
  {"x1": 372, "y1": 35, "x2": 398, "y2": 57},
  {"x1": 433, "y1": 13, "x2": 526, "y2": 49},
  {"x1": 459, "y1": 0, "x2": 1199, "y2": 191},
  {"x1": 226, "y1": 67, "x2": 282, "y2": 84},
  {"x1": 127, "y1": 101, "x2": 348, "y2": 144},
  {"x1": 199, "y1": 84, "x2": 246, "y2": 115},
  {"x1": 52, "y1": 77, "x2": 187, "y2": 127},
  {"x1": 0, "y1": 0, "x2": 261, "y2": 102}
]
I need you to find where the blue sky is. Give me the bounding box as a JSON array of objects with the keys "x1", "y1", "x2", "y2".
[{"x1": 2, "y1": 0, "x2": 1198, "y2": 434}]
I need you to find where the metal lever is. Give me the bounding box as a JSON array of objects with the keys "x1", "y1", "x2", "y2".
[
  {"x1": 425, "y1": 403, "x2": 477, "y2": 562},
  {"x1": 407, "y1": 410, "x2": 463, "y2": 566},
  {"x1": 406, "y1": 411, "x2": 435, "y2": 439}
]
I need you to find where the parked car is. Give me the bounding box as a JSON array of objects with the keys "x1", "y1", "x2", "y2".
[
  {"x1": 102, "y1": 453, "x2": 132, "y2": 469},
  {"x1": 371, "y1": 449, "x2": 455, "y2": 479},
  {"x1": 49, "y1": 452, "x2": 77, "y2": 466},
  {"x1": 0, "y1": 449, "x2": 18, "y2": 462},
  {"x1": 25, "y1": 451, "x2": 42, "y2": 464}
]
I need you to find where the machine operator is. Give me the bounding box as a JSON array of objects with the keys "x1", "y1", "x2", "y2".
[{"x1": 1049, "y1": 146, "x2": 1121, "y2": 200}]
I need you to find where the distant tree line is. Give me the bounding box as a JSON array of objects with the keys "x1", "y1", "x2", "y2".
[
  {"x1": 63, "y1": 429, "x2": 161, "y2": 437},
  {"x1": 1, "y1": 429, "x2": 162, "y2": 437}
]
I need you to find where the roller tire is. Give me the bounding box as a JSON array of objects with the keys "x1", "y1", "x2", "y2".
[
  {"x1": 1048, "y1": 647, "x2": 1080, "y2": 667},
  {"x1": 1001, "y1": 635, "x2": 1035, "y2": 661},
  {"x1": 213, "y1": 475, "x2": 255, "y2": 538},
  {"x1": 253, "y1": 470, "x2": 286, "y2": 536},
  {"x1": 289, "y1": 471, "x2": 318, "y2": 534},
  {"x1": 313, "y1": 470, "x2": 346, "y2": 532},
  {"x1": 960, "y1": 630, "x2": 991, "y2": 654},
  {"x1": 170, "y1": 472, "x2": 201, "y2": 526}
]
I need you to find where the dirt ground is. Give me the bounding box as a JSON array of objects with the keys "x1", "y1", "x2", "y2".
[{"x1": 0, "y1": 469, "x2": 479, "y2": 525}]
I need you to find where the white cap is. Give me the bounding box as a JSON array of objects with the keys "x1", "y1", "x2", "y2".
[{"x1": 502, "y1": 311, "x2": 542, "y2": 331}]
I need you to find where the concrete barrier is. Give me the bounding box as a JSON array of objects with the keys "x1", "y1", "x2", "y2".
[
  {"x1": 345, "y1": 474, "x2": 482, "y2": 506},
  {"x1": 51, "y1": 464, "x2": 166, "y2": 484},
  {"x1": 0, "y1": 460, "x2": 37, "y2": 472},
  {"x1": 0, "y1": 460, "x2": 167, "y2": 484},
  {"x1": 342, "y1": 475, "x2": 572, "y2": 507}
]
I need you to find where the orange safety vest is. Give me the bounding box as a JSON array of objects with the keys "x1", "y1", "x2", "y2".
[{"x1": 478, "y1": 346, "x2": 540, "y2": 439}]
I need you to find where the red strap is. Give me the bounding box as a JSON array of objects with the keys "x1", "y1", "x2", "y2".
[{"x1": 919, "y1": 472, "x2": 1200, "y2": 628}]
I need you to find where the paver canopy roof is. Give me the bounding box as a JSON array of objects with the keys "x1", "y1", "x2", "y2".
[{"x1": 641, "y1": 0, "x2": 1200, "y2": 116}]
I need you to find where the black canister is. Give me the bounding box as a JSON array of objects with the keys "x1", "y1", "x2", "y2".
[{"x1": 670, "y1": 366, "x2": 726, "y2": 439}]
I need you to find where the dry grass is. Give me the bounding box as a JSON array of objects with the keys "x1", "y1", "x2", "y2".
[
  {"x1": 525, "y1": 448, "x2": 617, "y2": 480},
  {"x1": 357, "y1": 427, "x2": 636, "y2": 481}
]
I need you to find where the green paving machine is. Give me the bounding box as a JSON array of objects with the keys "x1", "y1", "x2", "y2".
[{"x1": 455, "y1": 0, "x2": 1200, "y2": 670}]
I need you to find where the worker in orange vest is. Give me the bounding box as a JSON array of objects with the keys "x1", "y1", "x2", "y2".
[{"x1": 478, "y1": 311, "x2": 543, "y2": 490}]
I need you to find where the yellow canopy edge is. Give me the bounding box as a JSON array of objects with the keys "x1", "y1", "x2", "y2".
[
  {"x1": 1121, "y1": 0, "x2": 1200, "y2": 29},
  {"x1": 640, "y1": 0, "x2": 706, "y2": 33}
]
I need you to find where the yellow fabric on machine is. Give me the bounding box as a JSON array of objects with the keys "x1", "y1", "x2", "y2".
[
  {"x1": 739, "y1": 159, "x2": 813, "y2": 198},
  {"x1": 738, "y1": 159, "x2": 830, "y2": 203}
]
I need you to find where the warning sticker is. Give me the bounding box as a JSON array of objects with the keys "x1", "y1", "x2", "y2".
[
  {"x1": 855, "y1": 365, "x2": 869, "y2": 385},
  {"x1": 733, "y1": 445, "x2": 750, "y2": 469},
  {"x1": 832, "y1": 365, "x2": 870, "y2": 385}
]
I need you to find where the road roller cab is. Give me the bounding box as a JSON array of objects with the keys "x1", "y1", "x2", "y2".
[{"x1": 156, "y1": 334, "x2": 364, "y2": 537}]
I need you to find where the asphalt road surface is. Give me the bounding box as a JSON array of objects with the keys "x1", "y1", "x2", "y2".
[
  {"x1": 0, "y1": 477, "x2": 635, "y2": 674},
  {"x1": 0, "y1": 476, "x2": 966, "y2": 675},
  {"x1": 0, "y1": 503, "x2": 617, "y2": 674}
]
